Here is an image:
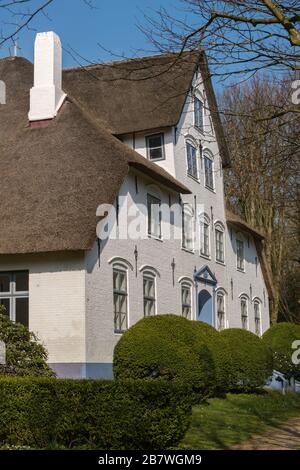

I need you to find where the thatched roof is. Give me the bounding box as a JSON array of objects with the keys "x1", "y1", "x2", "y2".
[
  {"x1": 0, "y1": 56, "x2": 190, "y2": 255},
  {"x1": 63, "y1": 51, "x2": 230, "y2": 167}
]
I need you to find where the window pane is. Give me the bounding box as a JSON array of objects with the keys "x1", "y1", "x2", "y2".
[
  {"x1": 15, "y1": 298, "x2": 29, "y2": 327},
  {"x1": 0, "y1": 298, "x2": 10, "y2": 316},
  {"x1": 148, "y1": 134, "x2": 163, "y2": 148},
  {"x1": 15, "y1": 272, "x2": 29, "y2": 292},
  {"x1": 149, "y1": 147, "x2": 163, "y2": 160},
  {"x1": 0, "y1": 273, "x2": 10, "y2": 293}
]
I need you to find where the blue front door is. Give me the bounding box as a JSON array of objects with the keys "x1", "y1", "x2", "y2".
[{"x1": 198, "y1": 289, "x2": 213, "y2": 325}]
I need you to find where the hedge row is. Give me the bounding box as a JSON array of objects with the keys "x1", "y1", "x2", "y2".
[
  {"x1": 0, "y1": 377, "x2": 192, "y2": 450},
  {"x1": 114, "y1": 315, "x2": 274, "y2": 397}
]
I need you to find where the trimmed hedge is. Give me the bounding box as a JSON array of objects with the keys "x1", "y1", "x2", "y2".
[
  {"x1": 0, "y1": 377, "x2": 192, "y2": 450},
  {"x1": 113, "y1": 315, "x2": 215, "y2": 402},
  {"x1": 189, "y1": 321, "x2": 233, "y2": 395},
  {"x1": 262, "y1": 322, "x2": 300, "y2": 380},
  {"x1": 220, "y1": 328, "x2": 273, "y2": 392}
]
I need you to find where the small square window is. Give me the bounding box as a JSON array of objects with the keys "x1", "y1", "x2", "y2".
[{"x1": 146, "y1": 133, "x2": 165, "y2": 161}]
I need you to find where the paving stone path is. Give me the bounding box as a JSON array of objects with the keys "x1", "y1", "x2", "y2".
[{"x1": 231, "y1": 417, "x2": 300, "y2": 450}]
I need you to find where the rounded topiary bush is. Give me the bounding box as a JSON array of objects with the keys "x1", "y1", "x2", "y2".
[
  {"x1": 189, "y1": 321, "x2": 233, "y2": 395},
  {"x1": 262, "y1": 322, "x2": 300, "y2": 381},
  {"x1": 113, "y1": 315, "x2": 215, "y2": 402},
  {"x1": 220, "y1": 328, "x2": 273, "y2": 392}
]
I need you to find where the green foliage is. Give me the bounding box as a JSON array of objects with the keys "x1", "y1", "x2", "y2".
[
  {"x1": 0, "y1": 307, "x2": 54, "y2": 378},
  {"x1": 262, "y1": 322, "x2": 300, "y2": 380},
  {"x1": 113, "y1": 315, "x2": 215, "y2": 402},
  {"x1": 220, "y1": 328, "x2": 273, "y2": 392},
  {"x1": 0, "y1": 377, "x2": 192, "y2": 450},
  {"x1": 189, "y1": 321, "x2": 233, "y2": 395}
]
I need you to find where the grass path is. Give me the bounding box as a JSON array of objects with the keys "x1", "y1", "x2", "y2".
[
  {"x1": 180, "y1": 392, "x2": 300, "y2": 450},
  {"x1": 231, "y1": 416, "x2": 300, "y2": 450}
]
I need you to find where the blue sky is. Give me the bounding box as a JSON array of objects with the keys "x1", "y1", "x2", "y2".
[{"x1": 0, "y1": 0, "x2": 180, "y2": 66}]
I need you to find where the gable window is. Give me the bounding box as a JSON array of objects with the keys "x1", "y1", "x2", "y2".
[
  {"x1": 113, "y1": 267, "x2": 128, "y2": 333},
  {"x1": 147, "y1": 194, "x2": 162, "y2": 239},
  {"x1": 182, "y1": 204, "x2": 194, "y2": 251},
  {"x1": 236, "y1": 239, "x2": 245, "y2": 271},
  {"x1": 215, "y1": 227, "x2": 225, "y2": 263},
  {"x1": 194, "y1": 97, "x2": 204, "y2": 131},
  {"x1": 254, "y1": 300, "x2": 261, "y2": 336},
  {"x1": 200, "y1": 215, "x2": 210, "y2": 257},
  {"x1": 241, "y1": 297, "x2": 248, "y2": 330},
  {"x1": 181, "y1": 283, "x2": 192, "y2": 319},
  {"x1": 186, "y1": 142, "x2": 198, "y2": 179},
  {"x1": 143, "y1": 273, "x2": 156, "y2": 316},
  {"x1": 146, "y1": 133, "x2": 165, "y2": 161},
  {"x1": 0, "y1": 271, "x2": 29, "y2": 327},
  {"x1": 217, "y1": 292, "x2": 225, "y2": 330},
  {"x1": 204, "y1": 154, "x2": 214, "y2": 189}
]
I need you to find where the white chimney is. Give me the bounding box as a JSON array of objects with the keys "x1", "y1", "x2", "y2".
[{"x1": 28, "y1": 32, "x2": 66, "y2": 121}]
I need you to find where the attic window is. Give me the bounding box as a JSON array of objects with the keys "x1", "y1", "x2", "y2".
[
  {"x1": 194, "y1": 97, "x2": 204, "y2": 131},
  {"x1": 146, "y1": 133, "x2": 165, "y2": 161}
]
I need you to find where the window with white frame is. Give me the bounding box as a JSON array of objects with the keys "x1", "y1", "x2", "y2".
[
  {"x1": 194, "y1": 96, "x2": 204, "y2": 131},
  {"x1": 254, "y1": 300, "x2": 261, "y2": 336},
  {"x1": 146, "y1": 133, "x2": 165, "y2": 161},
  {"x1": 236, "y1": 239, "x2": 245, "y2": 271},
  {"x1": 113, "y1": 267, "x2": 128, "y2": 333},
  {"x1": 186, "y1": 142, "x2": 198, "y2": 179},
  {"x1": 0, "y1": 271, "x2": 29, "y2": 327},
  {"x1": 147, "y1": 194, "x2": 161, "y2": 239},
  {"x1": 181, "y1": 283, "x2": 192, "y2": 319},
  {"x1": 204, "y1": 153, "x2": 214, "y2": 189},
  {"x1": 240, "y1": 297, "x2": 248, "y2": 330},
  {"x1": 182, "y1": 204, "x2": 194, "y2": 251},
  {"x1": 143, "y1": 273, "x2": 156, "y2": 316},
  {"x1": 216, "y1": 292, "x2": 225, "y2": 330},
  {"x1": 200, "y1": 215, "x2": 210, "y2": 257},
  {"x1": 215, "y1": 226, "x2": 225, "y2": 263}
]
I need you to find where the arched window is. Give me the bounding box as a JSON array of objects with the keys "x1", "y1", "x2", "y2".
[
  {"x1": 215, "y1": 221, "x2": 225, "y2": 263},
  {"x1": 200, "y1": 213, "x2": 210, "y2": 257},
  {"x1": 236, "y1": 233, "x2": 245, "y2": 271},
  {"x1": 181, "y1": 282, "x2": 193, "y2": 319},
  {"x1": 182, "y1": 204, "x2": 194, "y2": 251},
  {"x1": 143, "y1": 271, "x2": 156, "y2": 317},
  {"x1": 203, "y1": 151, "x2": 214, "y2": 190},
  {"x1": 112, "y1": 263, "x2": 129, "y2": 333},
  {"x1": 186, "y1": 138, "x2": 199, "y2": 180},
  {"x1": 240, "y1": 295, "x2": 248, "y2": 330},
  {"x1": 216, "y1": 289, "x2": 226, "y2": 331},
  {"x1": 253, "y1": 298, "x2": 262, "y2": 336}
]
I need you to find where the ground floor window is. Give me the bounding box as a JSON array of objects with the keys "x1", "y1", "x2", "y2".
[
  {"x1": 0, "y1": 271, "x2": 29, "y2": 327},
  {"x1": 181, "y1": 283, "x2": 192, "y2": 319},
  {"x1": 241, "y1": 297, "x2": 248, "y2": 329},
  {"x1": 143, "y1": 273, "x2": 156, "y2": 316},
  {"x1": 254, "y1": 300, "x2": 261, "y2": 336},
  {"x1": 113, "y1": 267, "x2": 128, "y2": 333},
  {"x1": 217, "y1": 292, "x2": 225, "y2": 330}
]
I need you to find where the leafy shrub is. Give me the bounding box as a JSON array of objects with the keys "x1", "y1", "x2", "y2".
[
  {"x1": 0, "y1": 377, "x2": 192, "y2": 450},
  {"x1": 220, "y1": 328, "x2": 273, "y2": 392},
  {"x1": 262, "y1": 322, "x2": 300, "y2": 380},
  {"x1": 113, "y1": 315, "x2": 215, "y2": 402},
  {"x1": 0, "y1": 308, "x2": 54, "y2": 377},
  {"x1": 189, "y1": 321, "x2": 233, "y2": 395}
]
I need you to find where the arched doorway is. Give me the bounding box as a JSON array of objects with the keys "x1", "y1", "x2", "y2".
[{"x1": 198, "y1": 289, "x2": 213, "y2": 324}]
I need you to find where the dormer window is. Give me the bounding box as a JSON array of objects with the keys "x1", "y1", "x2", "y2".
[
  {"x1": 194, "y1": 96, "x2": 204, "y2": 131},
  {"x1": 146, "y1": 133, "x2": 165, "y2": 161}
]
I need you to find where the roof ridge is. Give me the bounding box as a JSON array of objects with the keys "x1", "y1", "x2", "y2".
[{"x1": 63, "y1": 51, "x2": 197, "y2": 73}]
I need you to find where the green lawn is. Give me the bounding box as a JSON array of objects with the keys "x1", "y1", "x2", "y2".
[{"x1": 180, "y1": 391, "x2": 300, "y2": 450}]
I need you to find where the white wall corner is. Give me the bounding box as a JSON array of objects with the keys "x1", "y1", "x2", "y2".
[{"x1": 28, "y1": 31, "x2": 67, "y2": 122}]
